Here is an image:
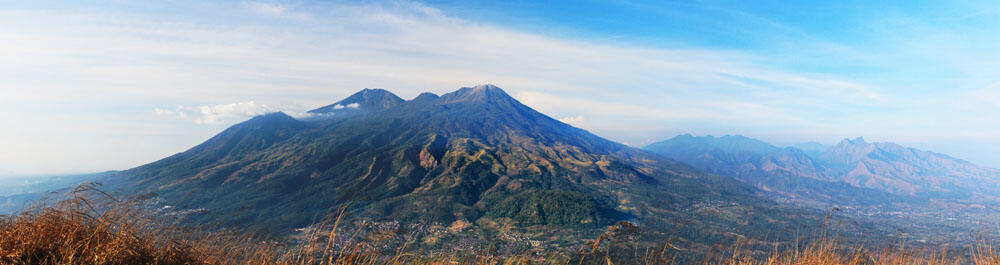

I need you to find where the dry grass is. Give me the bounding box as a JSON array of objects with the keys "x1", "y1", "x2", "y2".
[
  {"x1": 3, "y1": 185, "x2": 1000, "y2": 265},
  {"x1": 0, "y1": 185, "x2": 199, "y2": 264},
  {"x1": 0, "y1": 185, "x2": 490, "y2": 265}
]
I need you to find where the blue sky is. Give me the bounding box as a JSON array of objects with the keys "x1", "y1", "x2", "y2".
[{"x1": 1, "y1": 0, "x2": 999, "y2": 176}]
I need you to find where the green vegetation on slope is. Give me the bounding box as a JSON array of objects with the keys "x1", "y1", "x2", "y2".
[
  {"x1": 101, "y1": 85, "x2": 873, "y2": 253},
  {"x1": 486, "y1": 190, "x2": 617, "y2": 227}
]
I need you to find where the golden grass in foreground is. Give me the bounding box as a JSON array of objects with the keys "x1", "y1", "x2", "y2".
[{"x1": 2, "y1": 186, "x2": 1000, "y2": 265}]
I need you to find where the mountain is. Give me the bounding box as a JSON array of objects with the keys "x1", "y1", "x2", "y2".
[
  {"x1": 647, "y1": 134, "x2": 1000, "y2": 198},
  {"x1": 104, "y1": 85, "x2": 845, "y2": 252},
  {"x1": 819, "y1": 137, "x2": 1000, "y2": 199},
  {"x1": 645, "y1": 134, "x2": 1000, "y2": 242},
  {"x1": 307, "y1": 88, "x2": 405, "y2": 116},
  {"x1": 646, "y1": 134, "x2": 1000, "y2": 200},
  {"x1": 643, "y1": 134, "x2": 833, "y2": 180},
  {"x1": 644, "y1": 134, "x2": 831, "y2": 182},
  {"x1": 644, "y1": 135, "x2": 905, "y2": 207}
]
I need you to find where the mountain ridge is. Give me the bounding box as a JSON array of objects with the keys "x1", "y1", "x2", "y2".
[
  {"x1": 104, "y1": 85, "x2": 846, "y2": 252},
  {"x1": 308, "y1": 88, "x2": 405, "y2": 115},
  {"x1": 645, "y1": 134, "x2": 1000, "y2": 205}
]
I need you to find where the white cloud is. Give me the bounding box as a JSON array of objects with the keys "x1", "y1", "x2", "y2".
[
  {"x1": 246, "y1": 2, "x2": 314, "y2": 21},
  {"x1": 558, "y1": 116, "x2": 585, "y2": 127},
  {"x1": 249, "y1": 2, "x2": 287, "y2": 15},
  {"x1": 153, "y1": 101, "x2": 280, "y2": 125},
  {"x1": 195, "y1": 101, "x2": 275, "y2": 124},
  {"x1": 152, "y1": 108, "x2": 173, "y2": 116},
  {"x1": 330, "y1": 103, "x2": 360, "y2": 110}
]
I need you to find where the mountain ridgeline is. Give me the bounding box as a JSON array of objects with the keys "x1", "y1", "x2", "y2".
[
  {"x1": 645, "y1": 134, "x2": 1000, "y2": 207},
  {"x1": 108, "y1": 85, "x2": 839, "y2": 249}
]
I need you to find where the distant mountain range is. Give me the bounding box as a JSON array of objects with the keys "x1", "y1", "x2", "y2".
[
  {"x1": 95, "y1": 85, "x2": 851, "y2": 251},
  {"x1": 645, "y1": 134, "x2": 1000, "y2": 207},
  {"x1": 0, "y1": 172, "x2": 112, "y2": 214}
]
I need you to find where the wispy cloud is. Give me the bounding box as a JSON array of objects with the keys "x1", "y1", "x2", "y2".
[
  {"x1": 192, "y1": 101, "x2": 275, "y2": 124},
  {"x1": 152, "y1": 108, "x2": 174, "y2": 117},
  {"x1": 328, "y1": 103, "x2": 360, "y2": 110},
  {"x1": 246, "y1": 2, "x2": 314, "y2": 21},
  {"x1": 517, "y1": 91, "x2": 721, "y2": 122},
  {"x1": 2, "y1": 0, "x2": 1000, "y2": 174},
  {"x1": 152, "y1": 101, "x2": 304, "y2": 125},
  {"x1": 558, "y1": 116, "x2": 585, "y2": 127}
]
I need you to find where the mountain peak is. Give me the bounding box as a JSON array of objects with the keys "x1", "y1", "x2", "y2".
[
  {"x1": 309, "y1": 88, "x2": 404, "y2": 114},
  {"x1": 830, "y1": 137, "x2": 872, "y2": 150},
  {"x1": 720, "y1": 134, "x2": 751, "y2": 140},
  {"x1": 844, "y1": 136, "x2": 867, "y2": 144},
  {"x1": 440, "y1": 84, "x2": 515, "y2": 104},
  {"x1": 230, "y1": 112, "x2": 306, "y2": 132},
  {"x1": 248, "y1": 112, "x2": 295, "y2": 122},
  {"x1": 675, "y1": 133, "x2": 695, "y2": 139},
  {"x1": 646, "y1": 133, "x2": 779, "y2": 157},
  {"x1": 412, "y1": 92, "x2": 439, "y2": 101},
  {"x1": 822, "y1": 137, "x2": 877, "y2": 165},
  {"x1": 472, "y1": 84, "x2": 502, "y2": 91}
]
